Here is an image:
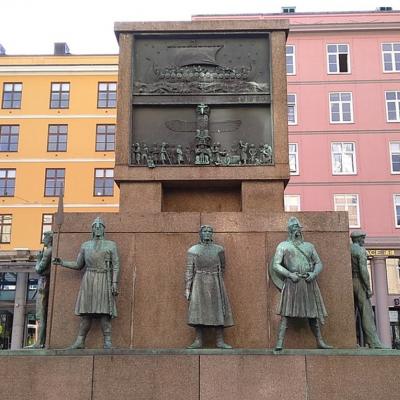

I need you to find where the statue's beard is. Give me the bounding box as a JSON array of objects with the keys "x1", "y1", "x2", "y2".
[{"x1": 289, "y1": 230, "x2": 304, "y2": 243}]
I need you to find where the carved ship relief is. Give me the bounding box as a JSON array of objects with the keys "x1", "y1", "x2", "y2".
[{"x1": 134, "y1": 45, "x2": 269, "y2": 95}]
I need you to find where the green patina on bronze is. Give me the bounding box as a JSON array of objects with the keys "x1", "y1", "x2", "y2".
[
  {"x1": 350, "y1": 230, "x2": 387, "y2": 349},
  {"x1": 53, "y1": 217, "x2": 120, "y2": 350},
  {"x1": 271, "y1": 217, "x2": 332, "y2": 351},
  {"x1": 185, "y1": 225, "x2": 234, "y2": 349},
  {"x1": 27, "y1": 231, "x2": 53, "y2": 349}
]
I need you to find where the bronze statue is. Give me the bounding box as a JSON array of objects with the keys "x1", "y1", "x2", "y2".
[
  {"x1": 350, "y1": 230, "x2": 386, "y2": 348},
  {"x1": 30, "y1": 231, "x2": 53, "y2": 348},
  {"x1": 185, "y1": 225, "x2": 234, "y2": 349},
  {"x1": 271, "y1": 217, "x2": 332, "y2": 350},
  {"x1": 53, "y1": 217, "x2": 120, "y2": 349}
]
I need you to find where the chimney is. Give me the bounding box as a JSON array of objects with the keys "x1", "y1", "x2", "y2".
[
  {"x1": 0, "y1": 44, "x2": 6, "y2": 56},
  {"x1": 54, "y1": 42, "x2": 70, "y2": 55},
  {"x1": 281, "y1": 6, "x2": 296, "y2": 13}
]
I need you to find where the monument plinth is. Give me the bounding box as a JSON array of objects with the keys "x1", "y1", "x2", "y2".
[{"x1": 114, "y1": 20, "x2": 289, "y2": 213}]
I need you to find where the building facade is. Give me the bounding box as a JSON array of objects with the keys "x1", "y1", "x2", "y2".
[
  {"x1": 0, "y1": 48, "x2": 119, "y2": 348},
  {"x1": 193, "y1": 10, "x2": 400, "y2": 347}
]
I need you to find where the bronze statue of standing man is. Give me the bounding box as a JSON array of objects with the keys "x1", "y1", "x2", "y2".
[
  {"x1": 350, "y1": 230, "x2": 386, "y2": 348},
  {"x1": 185, "y1": 225, "x2": 234, "y2": 349},
  {"x1": 271, "y1": 217, "x2": 332, "y2": 350},
  {"x1": 53, "y1": 217, "x2": 120, "y2": 349},
  {"x1": 30, "y1": 231, "x2": 53, "y2": 348}
]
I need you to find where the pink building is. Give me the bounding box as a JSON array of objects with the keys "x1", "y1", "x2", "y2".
[{"x1": 193, "y1": 9, "x2": 400, "y2": 347}]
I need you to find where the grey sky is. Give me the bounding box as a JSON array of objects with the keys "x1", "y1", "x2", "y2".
[{"x1": 0, "y1": 0, "x2": 398, "y2": 55}]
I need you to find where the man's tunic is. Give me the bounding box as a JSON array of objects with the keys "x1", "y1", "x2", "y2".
[
  {"x1": 74, "y1": 239, "x2": 119, "y2": 318},
  {"x1": 273, "y1": 240, "x2": 327, "y2": 323},
  {"x1": 186, "y1": 242, "x2": 234, "y2": 327}
]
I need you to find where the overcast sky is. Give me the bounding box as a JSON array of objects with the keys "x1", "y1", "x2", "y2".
[{"x1": 0, "y1": 0, "x2": 398, "y2": 55}]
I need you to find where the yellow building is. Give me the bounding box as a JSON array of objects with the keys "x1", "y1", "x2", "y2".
[
  {"x1": 0, "y1": 44, "x2": 119, "y2": 348},
  {"x1": 0, "y1": 46, "x2": 119, "y2": 250}
]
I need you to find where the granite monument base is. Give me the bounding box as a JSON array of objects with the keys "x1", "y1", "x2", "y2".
[{"x1": 0, "y1": 349, "x2": 399, "y2": 400}]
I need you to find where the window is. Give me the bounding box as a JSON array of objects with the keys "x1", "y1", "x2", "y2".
[
  {"x1": 287, "y1": 94, "x2": 297, "y2": 125},
  {"x1": 97, "y1": 82, "x2": 117, "y2": 108},
  {"x1": 334, "y1": 194, "x2": 360, "y2": 228},
  {"x1": 331, "y1": 142, "x2": 356, "y2": 175},
  {"x1": 47, "y1": 125, "x2": 67, "y2": 152},
  {"x1": 390, "y1": 142, "x2": 400, "y2": 173},
  {"x1": 50, "y1": 82, "x2": 70, "y2": 109},
  {"x1": 385, "y1": 91, "x2": 400, "y2": 122},
  {"x1": 0, "y1": 125, "x2": 19, "y2": 152},
  {"x1": 284, "y1": 195, "x2": 301, "y2": 211},
  {"x1": 0, "y1": 215, "x2": 12, "y2": 243},
  {"x1": 327, "y1": 44, "x2": 350, "y2": 73},
  {"x1": 395, "y1": 195, "x2": 400, "y2": 227},
  {"x1": 44, "y1": 169, "x2": 65, "y2": 197},
  {"x1": 382, "y1": 43, "x2": 400, "y2": 72},
  {"x1": 41, "y1": 214, "x2": 53, "y2": 242},
  {"x1": 329, "y1": 92, "x2": 353, "y2": 123},
  {"x1": 96, "y1": 124, "x2": 115, "y2": 151},
  {"x1": 0, "y1": 169, "x2": 15, "y2": 197},
  {"x1": 286, "y1": 45, "x2": 296, "y2": 75},
  {"x1": 94, "y1": 169, "x2": 114, "y2": 196},
  {"x1": 2, "y1": 83, "x2": 22, "y2": 109},
  {"x1": 289, "y1": 143, "x2": 299, "y2": 175}
]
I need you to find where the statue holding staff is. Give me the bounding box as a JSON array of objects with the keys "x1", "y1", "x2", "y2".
[{"x1": 53, "y1": 217, "x2": 120, "y2": 349}]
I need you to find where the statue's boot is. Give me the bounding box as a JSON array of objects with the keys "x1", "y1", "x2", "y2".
[
  {"x1": 367, "y1": 339, "x2": 388, "y2": 349},
  {"x1": 103, "y1": 336, "x2": 112, "y2": 349},
  {"x1": 309, "y1": 318, "x2": 333, "y2": 349},
  {"x1": 100, "y1": 315, "x2": 113, "y2": 349},
  {"x1": 187, "y1": 327, "x2": 203, "y2": 349},
  {"x1": 275, "y1": 317, "x2": 288, "y2": 351},
  {"x1": 216, "y1": 327, "x2": 232, "y2": 349},
  {"x1": 68, "y1": 316, "x2": 91, "y2": 349},
  {"x1": 68, "y1": 335, "x2": 86, "y2": 349}
]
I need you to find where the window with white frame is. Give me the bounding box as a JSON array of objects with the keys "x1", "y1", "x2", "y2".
[
  {"x1": 289, "y1": 143, "x2": 299, "y2": 175},
  {"x1": 329, "y1": 92, "x2": 353, "y2": 123},
  {"x1": 395, "y1": 195, "x2": 400, "y2": 227},
  {"x1": 334, "y1": 194, "x2": 360, "y2": 228},
  {"x1": 385, "y1": 91, "x2": 400, "y2": 122},
  {"x1": 390, "y1": 142, "x2": 400, "y2": 173},
  {"x1": 331, "y1": 142, "x2": 356, "y2": 175},
  {"x1": 382, "y1": 43, "x2": 400, "y2": 72},
  {"x1": 327, "y1": 44, "x2": 350, "y2": 73},
  {"x1": 284, "y1": 195, "x2": 301, "y2": 212},
  {"x1": 288, "y1": 94, "x2": 297, "y2": 125},
  {"x1": 286, "y1": 45, "x2": 296, "y2": 75}
]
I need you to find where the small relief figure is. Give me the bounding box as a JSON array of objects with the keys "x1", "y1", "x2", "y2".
[
  {"x1": 211, "y1": 142, "x2": 221, "y2": 165},
  {"x1": 29, "y1": 231, "x2": 53, "y2": 348},
  {"x1": 350, "y1": 231, "x2": 387, "y2": 348},
  {"x1": 271, "y1": 217, "x2": 332, "y2": 350},
  {"x1": 219, "y1": 149, "x2": 231, "y2": 166},
  {"x1": 239, "y1": 140, "x2": 248, "y2": 165},
  {"x1": 134, "y1": 143, "x2": 141, "y2": 165},
  {"x1": 151, "y1": 143, "x2": 159, "y2": 165},
  {"x1": 195, "y1": 144, "x2": 211, "y2": 165},
  {"x1": 249, "y1": 144, "x2": 257, "y2": 164},
  {"x1": 185, "y1": 146, "x2": 192, "y2": 164},
  {"x1": 176, "y1": 145, "x2": 184, "y2": 165},
  {"x1": 160, "y1": 142, "x2": 171, "y2": 165},
  {"x1": 53, "y1": 217, "x2": 120, "y2": 349},
  {"x1": 260, "y1": 144, "x2": 272, "y2": 164},
  {"x1": 185, "y1": 225, "x2": 234, "y2": 349},
  {"x1": 141, "y1": 143, "x2": 149, "y2": 165}
]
